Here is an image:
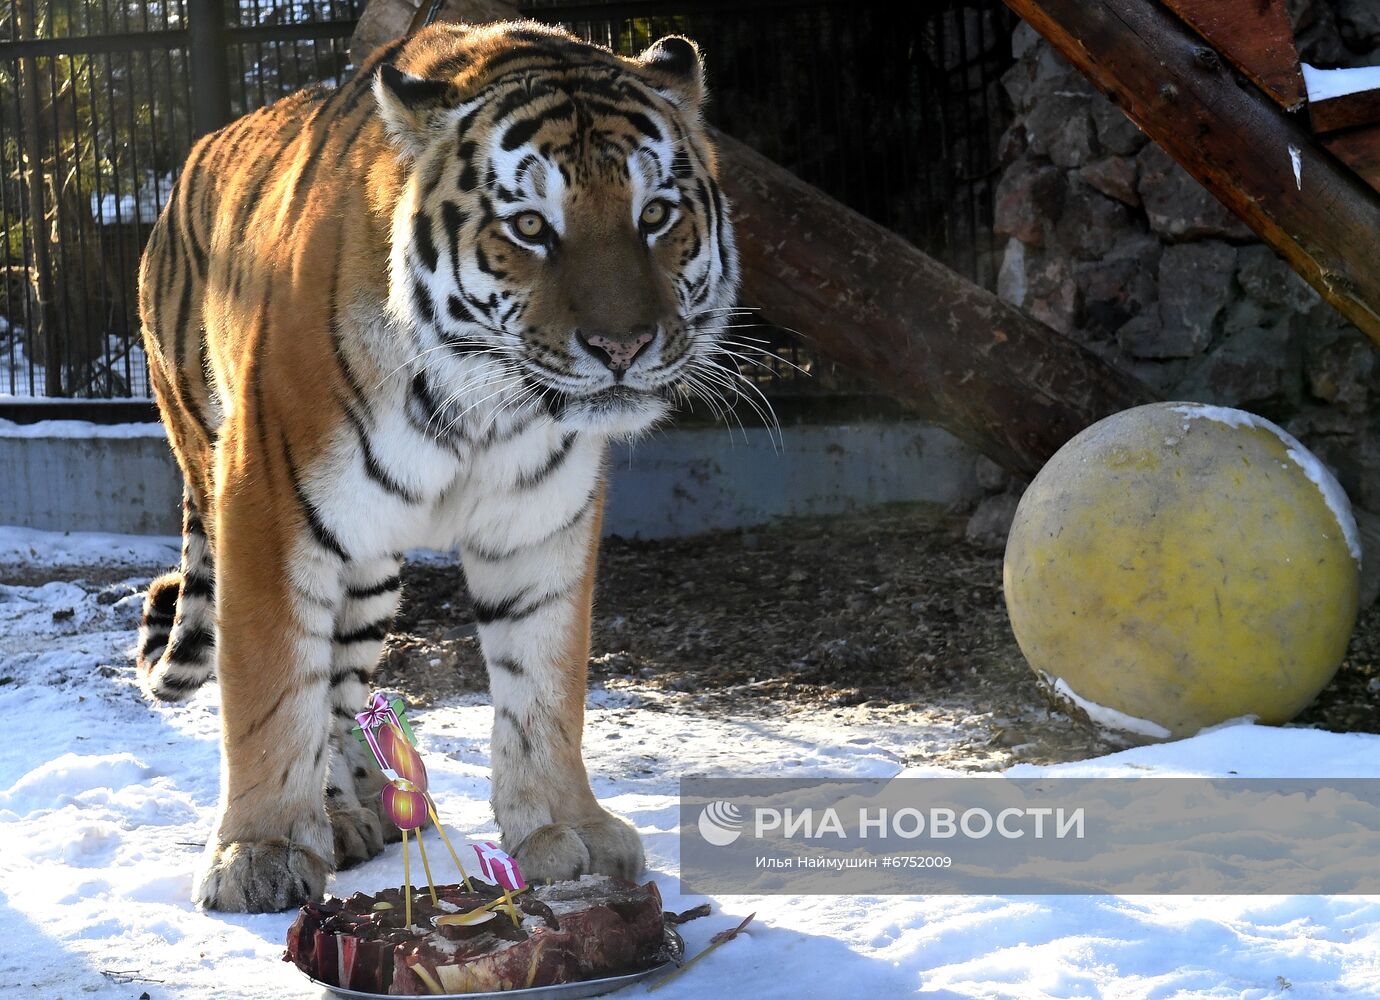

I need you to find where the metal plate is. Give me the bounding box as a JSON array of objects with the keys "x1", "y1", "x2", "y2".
[{"x1": 301, "y1": 928, "x2": 684, "y2": 999}]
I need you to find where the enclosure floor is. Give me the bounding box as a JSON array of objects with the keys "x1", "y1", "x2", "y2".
[
  {"x1": 377, "y1": 504, "x2": 1380, "y2": 769},
  {"x1": 6, "y1": 504, "x2": 1374, "y2": 767}
]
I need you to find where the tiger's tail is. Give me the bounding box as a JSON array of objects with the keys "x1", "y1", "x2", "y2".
[{"x1": 138, "y1": 488, "x2": 217, "y2": 701}]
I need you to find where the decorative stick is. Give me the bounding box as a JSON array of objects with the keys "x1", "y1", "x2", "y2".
[
  {"x1": 425, "y1": 796, "x2": 475, "y2": 891},
  {"x1": 402, "y1": 828, "x2": 413, "y2": 930},
  {"x1": 415, "y1": 823, "x2": 439, "y2": 906},
  {"x1": 498, "y1": 884, "x2": 521, "y2": 928},
  {"x1": 647, "y1": 912, "x2": 756, "y2": 993}
]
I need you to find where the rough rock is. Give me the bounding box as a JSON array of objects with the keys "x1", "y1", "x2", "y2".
[
  {"x1": 1136, "y1": 145, "x2": 1254, "y2": 242},
  {"x1": 1307, "y1": 330, "x2": 1376, "y2": 414},
  {"x1": 1152, "y1": 242, "x2": 1238, "y2": 357},
  {"x1": 1089, "y1": 99, "x2": 1148, "y2": 156},
  {"x1": 1075, "y1": 235, "x2": 1159, "y2": 338},
  {"x1": 974, "y1": 455, "x2": 1010, "y2": 493},
  {"x1": 965, "y1": 492, "x2": 1022, "y2": 552},
  {"x1": 1054, "y1": 182, "x2": 1132, "y2": 260},
  {"x1": 1338, "y1": 0, "x2": 1380, "y2": 47},
  {"x1": 1174, "y1": 310, "x2": 1294, "y2": 406},
  {"x1": 1236, "y1": 246, "x2": 1321, "y2": 312},
  {"x1": 997, "y1": 238, "x2": 1028, "y2": 307},
  {"x1": 1078, "y1": 156, "x2": 1139, "y2": 206},
  {"x1": 994, "y1": 158, "x2": 1063, "y2": 245},
  {"x1": 1026, "y1": 255, "x2": 1080, "y2": 335}
]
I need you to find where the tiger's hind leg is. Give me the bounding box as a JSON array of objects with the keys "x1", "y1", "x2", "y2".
[
  {"x1": 324, "y1": 555, "x2": 405, "y2": 868},
  {"x1": 139, "y1": 488, "x2": 217, "y2": 701}
]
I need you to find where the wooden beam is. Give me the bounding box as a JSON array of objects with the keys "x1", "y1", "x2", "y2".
[
  {"x1": 1325, "y1": 125, "x2": 1380, "y2": 196},
  {"x1": 1161, "y1": 0, "x2": 1306, "y2": 111},
  {"x1": 1005, "y1": 0, "x2": 1380, "y2": 346},
  {"x1": 714, "y1": 132, "x2": 1156, "y2": 476},
  {"x1": 1310, "y1": 88, "x2": 1380, "y2": 135}
]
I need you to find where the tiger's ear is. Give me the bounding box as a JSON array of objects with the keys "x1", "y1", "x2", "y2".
[
  {"x1": 374, "y1": 64, "x2": 459, "y2": 156},
  {"x1": 638, "y1": 36, "x2": 705, "y2": 110}
]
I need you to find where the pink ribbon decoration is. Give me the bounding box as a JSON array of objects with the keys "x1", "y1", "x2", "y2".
[
  {"x1": 355, "y1": 693, "x2": 405, "y2": 779},
  {"x1": 473, "y1": 841, "x2": 526, "y2": 891}
]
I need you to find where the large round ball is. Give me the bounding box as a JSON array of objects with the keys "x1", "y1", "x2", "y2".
[{"x1": 1004, "y1": 401, "x2": 1360, "y2": 740}]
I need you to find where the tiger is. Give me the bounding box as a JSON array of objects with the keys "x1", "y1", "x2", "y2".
[{"x1": 135, "y1": 19, "x2": 738, "y2": 912}]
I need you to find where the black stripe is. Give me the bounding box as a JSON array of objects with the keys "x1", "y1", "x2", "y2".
[
  {"x1": 447, "y1": 294, "x2": 476, "y2": 325},
  {"x1": 241, "y1": 696, "x2": 287, "y2": 741},
  {"x1": 497, "y1": 707, "x2": 533, "y2": 754},
  {"x1": 167, "y1": 622, "x2": 215, "y2": 664},
  {"x1": 180, "y1": 572, "x2": 215, "y2": 600},
  {"x1": 458, "y1": 161, "x2": 478, "y2": 192},
  {"x1": 463, "y1": 498, "x2": 592, "y2": 563},
  {"x1": 347, "y1": 574, "x2": 402, "y2": 601},
  {"x1": 154, "y1": 670, "x2": 206, "y2": 692},
  {"x1": 341, "y1": 403, "x2": 423, "y2": 503},
  {"x1": 516, "y1": 433, "x2": 576, "y2": 489},
  {"x1": 328, "y1": 252, "x2": 370, "y2": 415},
  {"x1": 580, "y1": 99, "x2": 662, "y2": 142},
  {"x1": 281, "y1": 431, "x2": 349, "y2": 562},
  {"x1": 334, "y1": 619, "x2": 391, "y2": 645},
  {"x1": 491, "y1": 657, "x2": 524, "y2": 676},
  {"x1": 471, "y1": 587, "x2": 562, "y2": 625},
  {"x1": 501, "y1": 101, "x2": 575, "y2": 151},
  {"x1": 330, "y1": 666, "x2": 372, "y2": 686},
  {"x1": 143, "y1": 613, "x2": 175, "y2": 629},
  {"x1": 412, "y1": 279, "x2": 436, "y2": 325},
  {"x1": 413, "y1": 212, "x2": 439, "y2": 272},
  {"x1": 440, "y1": 201, "x2": 469, "y2": 283}
]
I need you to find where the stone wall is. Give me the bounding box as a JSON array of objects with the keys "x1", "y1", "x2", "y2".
[{"x1": 984, "y1": 4, "x2": 1380, "y2": 528}]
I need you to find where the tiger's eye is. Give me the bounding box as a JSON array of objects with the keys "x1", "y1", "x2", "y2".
[
  {"x1": 513, "y1": 212, "x2": 548, "y2": 241},
  {"x1": 640, "y1": 200, "x2": 669, "y2": 229}
]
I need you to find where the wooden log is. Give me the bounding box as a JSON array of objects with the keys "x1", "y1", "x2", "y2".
[
  {"x1": 1005, "y1": 0, "x2": 1380, "y2": 347},
  {"x1": 713, "y1": 132, "x2": 1155, "y2": 475},
  {"x1": 1161, "y1": 0, "x2": 1306, "y2": 111},
  {"x1": 350, "y1": 0, "x2": 519, "y2": 66}
]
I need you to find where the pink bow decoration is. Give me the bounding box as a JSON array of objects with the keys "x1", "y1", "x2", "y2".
[
  {"x1": 473, "y1": 841, "x2": 526, "y2": 891},
  {"x1": 354, "y1": 693, "x2": 413, "y2": 778}
]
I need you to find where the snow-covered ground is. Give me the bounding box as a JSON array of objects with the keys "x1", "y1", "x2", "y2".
[{"x1": 3, "y1": 529, "x2": 1380, "y2": 999}]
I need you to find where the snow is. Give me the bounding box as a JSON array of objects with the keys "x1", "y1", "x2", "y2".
[
  {"x1": 5, "y1": 536, "x2": 1380, "y2": 999},
  {"x1": 0, "y1": 419, "x2": 165, "y2": 439},
  {"x1": 1302, "y1": 63, "x2": 1380, "y2": 102},
  {"x1": 1043, "y1": 673, "x2": 1171, "y2": 740},
  {"x1": 0, "y1": 525, "x2": 178, "y2": 569}
]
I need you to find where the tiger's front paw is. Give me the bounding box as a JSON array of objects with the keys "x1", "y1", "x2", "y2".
[
  {"x1": 511, "y1": 811, "x2": 645, "y2": 882},
  {"x1": 195, "y1": 838, "x2": 332, "y2": 912},
  {"x1": 330, "y1": 804, "x2": 386, "y2": 870}
]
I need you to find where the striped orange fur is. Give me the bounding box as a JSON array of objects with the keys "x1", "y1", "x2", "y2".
[{"x1": 137, "y1": 20, "x2": 737, "y2": 912}]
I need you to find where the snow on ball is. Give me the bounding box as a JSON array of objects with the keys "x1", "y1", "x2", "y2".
[{"x1": 1003, "y1": 401, "x2": 1361, "y2": 741}]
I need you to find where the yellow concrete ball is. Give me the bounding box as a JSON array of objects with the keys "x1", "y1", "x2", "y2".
[{"x1": 1003, "y1": 401, "x2": 1361, "y2": 741}]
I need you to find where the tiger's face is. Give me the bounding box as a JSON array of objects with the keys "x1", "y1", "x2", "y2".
[{"x1": 375, "y1": 25, "x2": 739, "y2": 437}]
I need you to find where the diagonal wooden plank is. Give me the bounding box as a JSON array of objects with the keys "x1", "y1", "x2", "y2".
[
  {"x1": 1324, "y1": 125, "x2": 1380, "y2": 196},
  {"x1": 1311, "y1": 89, "x2": 1380, "y2": 133},
  {"x1": 1162, "y1": 0, "x2": 1306, "y2": 111}
]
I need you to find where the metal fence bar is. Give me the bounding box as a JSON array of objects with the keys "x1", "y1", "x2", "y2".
[{"x1": 188, "y1": 0, "x2": 231, "y2": 137}]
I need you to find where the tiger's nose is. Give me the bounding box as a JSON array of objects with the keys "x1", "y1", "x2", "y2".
[{"x1": 577, "y1": 326, "x2": 657, "y2": 374}]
